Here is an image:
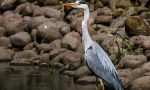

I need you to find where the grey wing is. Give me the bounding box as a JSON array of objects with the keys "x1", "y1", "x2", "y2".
[{"x1": 85, "y1": 42, "x2": 123, "y2": 90}]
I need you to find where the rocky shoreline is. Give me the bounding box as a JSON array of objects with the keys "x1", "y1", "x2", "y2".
[{"x1": 0, "y1": 0, "x2": 150, "y2": 90}]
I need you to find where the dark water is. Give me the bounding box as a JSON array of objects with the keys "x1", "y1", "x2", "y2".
[{"x1": 0, "y1": 63, "x2": 95, "y2": 90}]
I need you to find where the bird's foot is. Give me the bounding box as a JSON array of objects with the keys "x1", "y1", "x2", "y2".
[{"x1": 100, "y1": 79, "x2": 105, "y2": 90}]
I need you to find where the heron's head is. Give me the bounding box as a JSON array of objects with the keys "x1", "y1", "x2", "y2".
[{"x1": 63, "y1": 0, "x2": 88, "y2": 10}]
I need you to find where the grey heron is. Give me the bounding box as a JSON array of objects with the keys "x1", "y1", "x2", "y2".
[{"x1": 63, "y1": 0, "x2": 124, "y2": 90}]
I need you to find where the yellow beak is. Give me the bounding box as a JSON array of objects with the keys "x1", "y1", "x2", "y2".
[{"x1": 63, "y1": 3, "x2": 78, "y2": 7}]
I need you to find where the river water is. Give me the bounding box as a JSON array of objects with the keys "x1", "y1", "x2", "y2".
[{"x1": 0, "y1": 63, "x2": 95, "y2": 90}]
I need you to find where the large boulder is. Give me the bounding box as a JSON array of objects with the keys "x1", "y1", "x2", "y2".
[
  {"x1": 0, "y1": 47, "x2": 14, "y2": 62},
  {"x1": 61, "y1": 32, "x2": 81, "y2": 50},
  {"x1": 118, "y1": 55, "x2": 147, "y2": 69},
  {"x1": 125, "y1": 16, "x2": 150, "y2": 36},
  {"x1": 10, "y1": 32, "x2": 31, "y2": 46},
  {"x1": 131, "y1": 76, "x2": 150, "y2": 90}
]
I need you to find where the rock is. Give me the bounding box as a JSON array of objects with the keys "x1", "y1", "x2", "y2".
[
  {"x1": 76, "y1": 76, "x2": 96, "y2": 85},
  {"x1": 28, "y1": 16, "x2": 49, "y2": 29},
  {"x1": 52, "y1": 62, "x2": 64, "y2": 68},
  {"x1": 110, "y1": 17, "x2": 126, "y2": 28},
  {"x1": 36, "y1": 21, "x2": 62, "y2": 43},
  {"x1": 39, "y1": 53, "x2": 49, "y2": 63},
  {"x1": 10, "y1": 32, "x2": 31, "y2": 46},
  {"x1": 61, "y1": 32, "x2": 81, "y2": 50},
  {"x1": 0, "y1": 37, "x2": 11, "y2": 48},
  {"x1": 37, "y1": 0, "x2": 59, "y2": 6},
  {"x1": 71, "y1": 66, "x2": 91, "y2": 79},
  {"x1": 2, "y1": 12, "x2": 27, "y2": 35},
  {"x1": 13, "y1": 50, "x2": 38, "y2": 60},
  {"x1": 63, "y1": 52, "x2": 83, "y2": 65},
  {"x1": 0, "y1": 0, "x2": 16, "y2": 11},
  {"x1": 94, "y1": 15, "x2": 112, "y2": 24},
  {"x1": 49, "y1": 40, "x2": 61, "y2": 50},
  {"x1": 112, "y1": 8, "x2": 124, "y2": 18},
  {"x1": 0, "y1": 47, "x2": 14, "y2": 62},
  {"x1": 59, "y1": 25, "x2": 70, "y2": 35},
  {"x1": 36, "y1": 43, "x2": 51, "y2": 53},
  {"x1": 131, "y1": 76, "x2": 150, "y2": 90},
  {"x1": 116, "y1": 0, "x2": 132, "y2": 8},
  {"x1": 129, "y1": 35, "x2": 150, "y2": 49},
  {"x1": 97, "y1": 7, "x2": 113, "y2": 16},
  {"x1": 118, "y1": 55, "x2": 147, "y2": 69},
  {"x1": 23, "y1": 42, "x2": 34, "y2": 50},
  {"x1": 10, "y1": 59, "x2": 32, "y2": 66},
  {"x1": 140, "y1": 11, "x2": 150, "y2": 20},
  {"x1": 75, "y1": 43, "x2": 84, "y2": 53},
  {"x1": 49, "y1": 48, "x2": 66, "y2": 59},
  {"x1": 128, "y1": 62, "x2": 150, "y2": 83},
  {"x1": 0, "y1": 27, "x2": 7, "y2": 37},
  {"x1": 15, "y1": 2, "x2": 35, "y2": 16},
  {"x1": 125, "y1": 16, "x2": 150, "y2": 36},
  {"x1": 33, "y1": 7, "x2": 61, "y2": 19}
]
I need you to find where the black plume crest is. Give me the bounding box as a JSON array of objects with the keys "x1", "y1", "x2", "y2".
[{"x1": 77, "y1": 0, "x2": 87, "y2": 4}]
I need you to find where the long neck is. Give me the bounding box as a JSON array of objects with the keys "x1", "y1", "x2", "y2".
[{"x1": 82, "y1": 7, "x2": 93, "y2": 51}]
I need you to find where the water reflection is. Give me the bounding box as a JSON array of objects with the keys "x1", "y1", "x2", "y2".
[{"x1": 0, "y1": 64, "x2": 95, "y2": 90}]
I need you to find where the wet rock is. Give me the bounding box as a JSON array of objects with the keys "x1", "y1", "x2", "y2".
[
  {"x1": 61, "y1": 32, "x2": 81, "y2": 50},
  {"x1": 118, "y1": 55, "x2": 147, "y2": 69},
  {"x1": 0, "y1": 27, "x2": 7, "y2": 37},
  {"x1": 10, "y1": 32, "x2": 31, "y2": 46},
  {"x1": 76, "y1": 76, "x2": 96, "y2": 85},
  {"x1": 49, "y1": 48, "x2": 66, "y2": 59},
  {"x1": 2, "y1": 12, "x2": 27, "y2": 35},
  {"x1": 0, "y1": 47, "x2": 14, "y2": 62},
  {"x1": 94, "y1": 15, "x2": 112, "y2": 24},
  {"x1": 15, "y1": 2, "x2": 35, "y2": 16},
  {"x1": 33, "y1": 7, "x2": 61, "y2": 19},
  {"x1": 49, "y1": 40, "x2": 61, "y2": 50},
  {"x1": 0, "y1": 37, "x2": 11, "y2": 48},
  {"x1": 28, "y1": 16, "x2": 49, "y2": 29},
  {"x1": 36, "y1": 21, "x2": 62, "y2": 43},
  {"x1": 97, "y1": 7, "x2": 113, "y2": 16},
  {"x1": 0, "y1": 0, "x2": 16, "y2": 11},
  {"x1": 125, "y1": 16, "x2": 150, "y2": 36},
  {"x1": 131, "y1": 76, "x2": 150, "y2": 90}
]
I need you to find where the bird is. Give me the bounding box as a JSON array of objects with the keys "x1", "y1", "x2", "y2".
[{"x1": 63, "y1": 0, "x2": 124, "y2": 90}]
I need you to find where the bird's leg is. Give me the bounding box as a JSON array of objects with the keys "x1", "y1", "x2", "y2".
[
  {"x1": 100, "y1": 79, "x2": 105, "y2": 90},
  {"x1": 95, "y1": 76, "x2": 98, "y2": 90}
]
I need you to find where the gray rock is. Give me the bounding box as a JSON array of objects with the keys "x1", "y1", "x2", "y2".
[
  {"x1": 49, "y1": 40, "x2": 61, "y2": 50},
  {"x1": 10, "y1": 32, "x2": 31, "y2": 46},
  {"x1": 0, "y1": 27, "x2": 7, "y2": 37},
  {"x1": 0, "y1": 0, "x2": 16, "y2": 10},
  {"x1": 94, "y1": 15, "x2": 112, "y2": 24},
  {"x1": 49, "y1": 48, "x2": 66, "y2": 59}
]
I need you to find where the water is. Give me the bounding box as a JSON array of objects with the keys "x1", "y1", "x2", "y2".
[{"x1": 0, "y1": 63, "x2": 95, "y2": 90}]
